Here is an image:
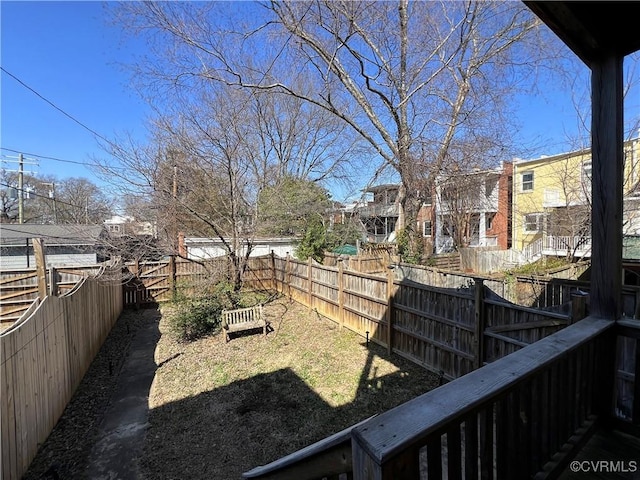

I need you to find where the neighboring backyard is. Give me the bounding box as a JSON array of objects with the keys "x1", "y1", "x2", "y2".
[{"x1": 24, "y1": 295, "x2": 440, "y2": 480}]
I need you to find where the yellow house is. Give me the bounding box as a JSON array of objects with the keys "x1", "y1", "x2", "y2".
[{"x1": 512, "y1": 136, "x2": 640, "y2": 259}]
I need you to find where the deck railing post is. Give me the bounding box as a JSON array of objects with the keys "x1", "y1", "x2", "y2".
[
  {"x1": 351, "y1": 435, "x2": 382, "y2": 480},
  {"x1": 570, "y1": 293, "x2": 587, "y2": 325},
  {"x1": 474, "y1": 277, "x2": 486, "y2": 369}
]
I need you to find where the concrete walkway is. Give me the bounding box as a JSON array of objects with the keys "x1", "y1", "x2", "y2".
[{"x1": 86, "y1": 310, "x2": 160, "y2": 480}]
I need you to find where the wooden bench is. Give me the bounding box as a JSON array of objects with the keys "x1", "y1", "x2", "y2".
[{"x1": 221, "y1": 304, "x2": 267, "y2": 342}]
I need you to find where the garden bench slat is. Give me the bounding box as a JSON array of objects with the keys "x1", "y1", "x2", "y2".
[{"x1": 221, "y1": 304, "x2": 267, "y2": 342}]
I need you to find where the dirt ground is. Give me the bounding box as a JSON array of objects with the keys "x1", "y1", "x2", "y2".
[{"x1": 24, "y1": 296, "x2": 439, "y2": 480}]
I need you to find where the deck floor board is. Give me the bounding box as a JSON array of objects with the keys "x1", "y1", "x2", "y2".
[{"x1": 558, "y1": 429, "x2": 640, "y2": 479}]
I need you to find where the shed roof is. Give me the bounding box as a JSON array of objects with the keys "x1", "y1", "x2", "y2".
[{"x1": 0, "y1": 224, "x2": 106, "y2": 247}]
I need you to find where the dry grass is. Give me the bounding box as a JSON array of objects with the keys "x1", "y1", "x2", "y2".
[{"x1": 142, "y1": 295, "x2": 439, "y2": 479}]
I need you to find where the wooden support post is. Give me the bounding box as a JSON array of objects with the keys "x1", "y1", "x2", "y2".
[
  {"x1": 32, "y1": 238, "x2": 48, "y2": 299},
  {"x1": 634, "y1": 339, "x2": 640, "y2": 425},
  {"x1": 590, "y1": 54, "x2": 624, "y2": 320},
  {"x1": 351, "y1": 434, "x2": 382, "y2": 480},
  {"x1": 338, "y1": 260, "x2": 345, "y2": 330},
  {"x1": 386, "y1": 266, "x2": 395, "y2": 355},
  {"x1": 270, "y1": 250, "x2": 276, "y2": 292},
  {"x1": 570, "y1": 293, "x2": 587, "y2": 325},
  {"x1": 307, "y1": 257, "x2": 313, "y2": 310},
  {"x1": 169, "y1": 255, "x2": 177, "y2": 301},
  {"x1": 286, "y1": 253, "x2": 292, "y2": 299},
  {"x1": 474, "y1": 278, "x2": 486, "y2": 370},
  {"x1": 48, "y1": 266, "x2": 58, "y2": 297}
]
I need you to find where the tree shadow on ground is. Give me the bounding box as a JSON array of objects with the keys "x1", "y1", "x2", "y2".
[{"x1": 141, "y1": 337, "x2": 438, "y2": 480}]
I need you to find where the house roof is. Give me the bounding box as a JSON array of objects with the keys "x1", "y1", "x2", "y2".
[
  {"x1": 514, "y1": 137, "x2": 638, "y2": 169},
  {"x1": 363, "y1": 184, "x2": 399, "y2": 194},
  {"x1": 0, "y1": 224, "x2": 106, "y2": 247},
  {"x1": 524, "y1": 1, "x2": 640, "y2": 65}
]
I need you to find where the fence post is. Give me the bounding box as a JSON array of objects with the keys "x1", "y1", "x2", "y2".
[
  {"x1": 474, "y1": 278, "x2": 486, "y2": 369},
  {"x1": 386, "y1": 266, "x2": 395, "y2": 355},
  {"x1": 48, "y1": 266, "x2": 58, "y2": 297},
  {"x1": 338, "y1": 259, "x2": 345, "y2": 330},
  {"x1": 307, "y1": 257, "x2": 313, "y2": 310},
  {"x1": 33, "y1": 238, "x2": 48, "y2": 299},
  {"x1": 570, "y1": 293, "x2": 588, "y2": 325},
  {"x1": 169, "y1": 255, "x2": 177, "y2": 300},
  {"x1": 285, "y1": 253, "x2": 292, "y2": 299},
  {"x1": 270, "y1": 250, "x2": 277, "y2": 292}
]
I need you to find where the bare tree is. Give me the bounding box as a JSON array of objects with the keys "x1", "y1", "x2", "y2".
[
  {"x1": 433, "y1": 139, "x2": 508, "y2": 252},
  {"x1": 96, "y1": 83, "x2": 351, "y2": 289},
  {"x1": 0, "y1": 171, "x2": 112, "y2": 225},
  {"x1": 110, "y1": 1, "x2": 551, "y2": 259}
]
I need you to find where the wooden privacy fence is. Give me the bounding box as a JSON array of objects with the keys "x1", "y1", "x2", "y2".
[
  {"x1": 1, "y1": 255, "x2": 590, "y2": 380},
  {"x1": 0, "y1": 266, "x2": 99, "y2": 325},
  {"x1": 122, "y1": 257, "x2": 274, "y2": 307},
  {"x1": 323, "y1": 252, "x2": 396, "y2": 274},
  {"x1": 270, "y1": 255, "x2": 579, "y2": 380},
  {"x1": 117, "y1": 254, "x2": 581, "y2": 380},
  {"x1": 0, "y1": 266, "x2": 123, "y2": 480}
]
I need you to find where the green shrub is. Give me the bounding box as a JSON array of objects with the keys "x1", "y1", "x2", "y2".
[
  {"x1": 170, "y1": 296, "x2": 224, "y2": 342},
  {"x1": 169, "y1": 282, "x2": 275, "y2": 342}
]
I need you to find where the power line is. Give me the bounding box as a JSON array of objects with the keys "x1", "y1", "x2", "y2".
[
  {"x1": 0, "y1": 181, "x2": 87, "y2": 211},
  {"x1": 1, "y1": 67, "x2": 116, "y2": 148},
  {"x1": 0, "y1": 148, "x2": 145, "y2": 177},
  {"x1": 1, "y1": 147, "x2": 99, "y2": 168}
]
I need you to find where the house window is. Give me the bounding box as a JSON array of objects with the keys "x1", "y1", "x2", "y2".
[
  {"x1": 423, "y1": 220, "x2": 432, "y2": 237},
  {"x1": 522, "y1": 171, "x2": 534, "y2": 191},
  {"x1": 524, "y1": 213, "x2": 544, "y2": 233}
]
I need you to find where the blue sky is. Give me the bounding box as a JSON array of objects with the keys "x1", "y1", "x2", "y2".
[
  {"x1": 1, "y1": 1, "x2": 149, "y2": 187},
  {"x1": 1, "y1": 1, "x2": 638, "y2": 202}
]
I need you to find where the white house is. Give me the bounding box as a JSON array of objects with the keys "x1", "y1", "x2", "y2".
[
  {"x1": 181, "y1": 236, "x2": 298, "y2": 260},
  {"x1": 104, "y1": 215, "x2": 156, "y2": 237}
]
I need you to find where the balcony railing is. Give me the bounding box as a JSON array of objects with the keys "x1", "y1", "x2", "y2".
[
  {"x1": 357, "y1": 204, "x2": 400, "y2": 218},
  {"x1": 543, "y1": 235, "x2": 592, "y2": 256}
]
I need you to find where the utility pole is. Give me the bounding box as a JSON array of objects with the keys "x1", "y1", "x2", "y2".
[
  {"x1": 18, "y1": 153, "x2": 24, "y2": 224},
  {"x1": 41, "y1": 182, "x2": 58, "y2": 223},
  {"x1": 1, "y1": 154, "x2": 37, "y2": 223},
  {"x1": 49, "y1": 183, "x2": 57, "y2": 223}
]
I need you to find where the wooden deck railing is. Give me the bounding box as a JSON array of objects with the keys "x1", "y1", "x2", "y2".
[{"x1": 243, "y1": 317, "x2": 614, "y2": 480}]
